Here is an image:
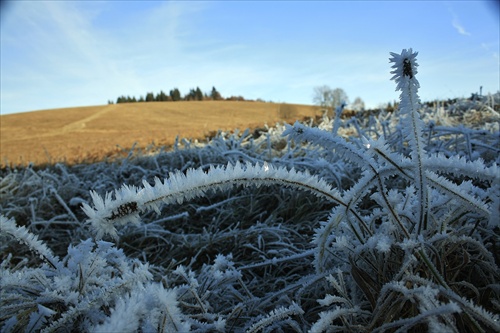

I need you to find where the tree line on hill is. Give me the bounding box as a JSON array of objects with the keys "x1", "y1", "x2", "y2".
[
  {"x1": 109, "y1": 87, "x2": 252, "y2": 104},
  {"x1": 311, "y1": 85, "x2": 500, "y2": 114}
]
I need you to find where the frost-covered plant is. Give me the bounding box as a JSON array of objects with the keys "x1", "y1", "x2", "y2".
[
  {"x1": 1, "y1": 49, "x2": 499, "y2": 332},
  {"x1": 0, "y1": 215, "x2": 163, "y2": 332},
  {"x1": 76, "y1": 49, "x2": 499, "y2": 331}
]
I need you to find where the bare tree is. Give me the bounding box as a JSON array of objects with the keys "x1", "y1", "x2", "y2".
[
  {"x1": 313, "y1": 85, "x2": 334, "y2": 109},
  {"x1": 331, "y1": 88, "x2": 349, "y2": 109},
  {"x1": 350, "y1": 97, "x2": 365, "y2": 112},
  {"x1": 313, "y1": 86, "x2": 349, "y2": 110}
]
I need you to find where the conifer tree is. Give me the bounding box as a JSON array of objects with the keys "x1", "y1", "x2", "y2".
[
  {"x1": 186, "y1": 88, "x2": 196, "y2": 101},
  {"x1": 156, "y1": 90, "x2": 168, "y2": 101},
  {"x1": 195, "y1": 87, "x2": 203, "y2": 101},
  {"x1": 169, "y1": 88, "x2": 181, "y2": 101},
  {"x1": 210, "y1": 86, "x2": 222, "y2": 100}
]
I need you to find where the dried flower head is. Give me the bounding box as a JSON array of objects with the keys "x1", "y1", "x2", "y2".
[
  {"x1": 389, "y1": 48, "x2": 419, "y2": 91},
  {"x1": 403, "y1": 58, "x2": 413, "y2": 78}
]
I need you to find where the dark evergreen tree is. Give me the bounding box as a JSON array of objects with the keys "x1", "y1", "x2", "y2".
[
  {"x1": 112, "y1": 86, "x2": 241, "y2": 104},
  {"x1": 186, "y1": 88, "x2": 196, "y2": 101},
  {"x1": 210, "y1": 86, "x2": 222, "y2": 100},
  {"x1": 157, "y1": 90, "x2": 168, "y2": 101},
  {"x1": 195, "y1": 87, "x2": 203, "y2": 101},
  {"x1": 170, "y1": 88, "x2": 181, "y2": 101}
]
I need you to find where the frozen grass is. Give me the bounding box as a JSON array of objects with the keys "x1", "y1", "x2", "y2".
[{"x1": 1, "y1": 50, "x2": 499, "y2": 332}]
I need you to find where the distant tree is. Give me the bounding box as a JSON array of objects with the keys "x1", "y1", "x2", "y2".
[
  {"x1": 156, "y1": 90, "x2": 168, "y2": 102},
  {"x1": 112, "y1": 86, "x2": 247, "y2": 104},
  {"x1": 107, "y1": 100, "x2": 114, "y2": 105},
  {"x1": 226, "y1": 96, "x2": 245, "y2": 101},
  {"x1": 331, "y1": 88, "x2": 349, "y2": 109},
  {"x1": 210, "y1": 86, "x2": 222, "y2": 100},
  {"x1": 350, "y1": 97, "x2": 365, "y2": 112},
  {"x1": 312, "y1": 85, "x2": 334, "y2": 109},
  {"x1": 170, "y1": 88, "x2": 181, "y2": 101},
  {"x1": 185, "y1": 88, "x2": 196, "y2": 101},
  {"x1": 116, "y1": 96, "x2": 126, "y2": 103},
  {"x1": 195, "y1": 87, "x2": 203, "y2": 101},
  {"x1": 313, "y1": 86, "x2": 348, "y2": 112},
  {"x1": 384, "y1": 101, "x2": 399, "y2": 112},
  {"x1": 386, "y1": 101, "x2": 394, "y2": 112}
]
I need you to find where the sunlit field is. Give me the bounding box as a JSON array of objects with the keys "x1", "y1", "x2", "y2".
[{"x1": 1, "y1": 101, "x2": 321, "y2": 168}]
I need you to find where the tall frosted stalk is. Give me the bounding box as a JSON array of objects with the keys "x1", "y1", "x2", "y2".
[{"x1": 389, "y1": 49, "x2": 428, "y2": 234}]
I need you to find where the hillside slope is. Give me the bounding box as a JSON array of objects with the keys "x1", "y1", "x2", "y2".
[{"x1": 1, "y1": 101, "x2": 321, "y2": 167}]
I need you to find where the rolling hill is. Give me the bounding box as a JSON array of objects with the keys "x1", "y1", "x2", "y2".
[{"x1": 1, "y1": 101, "x2": 321, "y2": 167}]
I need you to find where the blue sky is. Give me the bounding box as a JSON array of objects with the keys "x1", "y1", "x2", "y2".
[{"x1": 1, "y1": 0, "x2": 499, "y2": 115}]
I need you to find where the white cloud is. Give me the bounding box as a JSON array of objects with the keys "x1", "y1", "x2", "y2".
[
  {"x1": 446, "y1": 3, "x2": 471, "y2": 37},
  {"x1": 452, "y1": 16, "x2": 471, "y2": 36},
  {"x1": 0, "y1": 1, "x2": 211, "y2": 113}
]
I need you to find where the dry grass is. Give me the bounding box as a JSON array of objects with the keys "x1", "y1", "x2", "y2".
[{"x1": 1, "y1": 101, "x2": 321, "y2": 167}]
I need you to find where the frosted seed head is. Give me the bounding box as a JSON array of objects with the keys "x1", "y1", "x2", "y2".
[
  {"x1": 389, "y1": 48, "x2": 419, "y2": 92},
  {"x1": 403, "y1": 58, "x2": 413, "y2": 78}
]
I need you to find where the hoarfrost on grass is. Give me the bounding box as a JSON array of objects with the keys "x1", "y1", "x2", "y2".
[{"x1": 1, "y1": 49, "x2": 499, "y2": 332}]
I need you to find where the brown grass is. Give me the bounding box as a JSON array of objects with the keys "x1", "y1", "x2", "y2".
[{"x1": 1, "y1": 101, "x2": 321, "y2": 168}]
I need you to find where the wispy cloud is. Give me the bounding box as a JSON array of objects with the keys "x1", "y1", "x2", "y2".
[
  {"x1": 0, "y1": 1, "x2": 208, "y2": 112},
  {"x1": 452, "y1": 17, "x2": 471, "y2": 36}
]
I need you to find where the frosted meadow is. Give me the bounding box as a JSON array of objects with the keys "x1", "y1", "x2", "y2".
[{"x1": 1, "y1": 49, "x2": 499, "y2": 332}]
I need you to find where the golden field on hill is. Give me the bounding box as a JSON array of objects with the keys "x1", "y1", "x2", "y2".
[{"x1": 1, "y1": 101, "x2": 321, "y2": 168}]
